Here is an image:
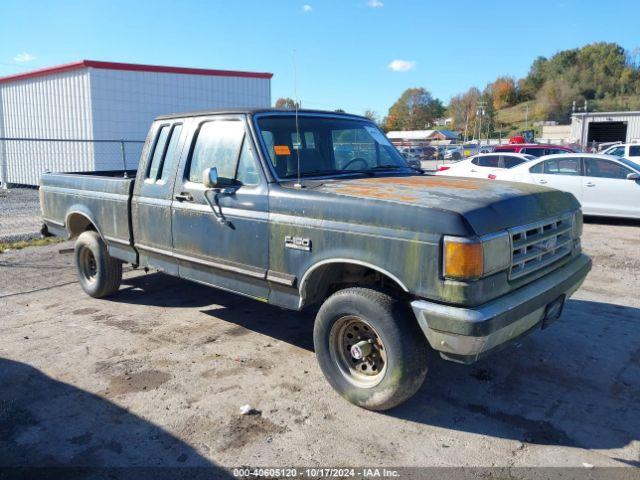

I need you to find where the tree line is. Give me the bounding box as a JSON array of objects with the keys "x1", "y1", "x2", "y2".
[{"x1": 273, "y1": 42, "x2": 640, "y2": 135}]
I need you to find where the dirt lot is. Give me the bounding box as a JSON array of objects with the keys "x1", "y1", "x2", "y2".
[{"x1": 0, "y1": 219, "x2": 639, "y2": 475}]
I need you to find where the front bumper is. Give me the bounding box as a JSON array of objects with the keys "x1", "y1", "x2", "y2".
[{"x1": 411, "y1": 253, "x2": 591, "y2": 363}]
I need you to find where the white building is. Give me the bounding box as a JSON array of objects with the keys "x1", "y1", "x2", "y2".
[
  {"x1": 386, "y1": 129, "x2": 459, "y2": 144},
  {"x1": 571, "y1": 111, "x2": 640, "y2": 147},
  {"x1": 537, "y1": 124, "x2": 572, "y2": 144},
  {"x1": 0, "y1": 60, "x2": 272, "y2": 186}
]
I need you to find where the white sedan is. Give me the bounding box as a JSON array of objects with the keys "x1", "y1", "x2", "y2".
[
  {"x1": 435, "y1": 153, "x2": 534, "y2": 178},
  {"x1": 490, "y1": 153, "x2": 640, "y2": 219}
]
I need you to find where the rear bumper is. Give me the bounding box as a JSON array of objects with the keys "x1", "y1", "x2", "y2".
[{"x1": 410, "y1": 253, "x2": 591, "y2": 363}]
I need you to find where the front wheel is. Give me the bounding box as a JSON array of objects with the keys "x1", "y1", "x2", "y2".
[
  {"x1": 74, "y1": 230, "x2": 122, "y2": 298},
  {"x1": 313, "y1": 287, "x2": 429, "y2": 411}
]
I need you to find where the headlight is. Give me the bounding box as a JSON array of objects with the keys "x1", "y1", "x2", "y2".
[{"x1": 443, "y1": 232, "x2": 510, "y2": 281}]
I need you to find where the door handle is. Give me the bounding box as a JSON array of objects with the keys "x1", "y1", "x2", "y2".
[
  {"x1": 174, "y1": 192, "x2": 193, "y2": 202},
  {"x1": 585, "y1": 182, "x2": 596, "y2": 187},
  {"x1": 538, "y1": 179, "x2": 548, "y2": 184}
]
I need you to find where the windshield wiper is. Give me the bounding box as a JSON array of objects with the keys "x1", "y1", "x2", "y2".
[
  {"x1": 293, "y1": 169, "x2": 373, "y2": 178},
  {"x1": 367, "y1": 164, "x2": 424, "y2": 174},
  {"x1": 367, "y1": 165, "x2": 410, "y2": 171}
]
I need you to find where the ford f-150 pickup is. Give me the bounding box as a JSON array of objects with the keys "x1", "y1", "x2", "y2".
[{"x1": 40, "y1": 109, "x2": 591, "y2": 410}]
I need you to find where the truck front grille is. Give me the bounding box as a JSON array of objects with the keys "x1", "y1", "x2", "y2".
[{"x1": 509, "y1": 213, "x2": 573, "y2": 280}]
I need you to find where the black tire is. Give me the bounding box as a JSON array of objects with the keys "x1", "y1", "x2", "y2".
[
  {"x1": 313, "y1": 287, "x2": 429, "y2": 411},
  {"x1": 74, "y1": 230, "x2": 122, "y2": 298}
]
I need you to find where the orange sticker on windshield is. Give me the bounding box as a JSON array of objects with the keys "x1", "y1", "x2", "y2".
[{"x1": 274, "y1": 145, "x2": 291, "y2": 156}]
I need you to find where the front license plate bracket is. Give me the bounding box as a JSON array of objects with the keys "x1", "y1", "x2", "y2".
[{"x1": 541, "y1": 295, "x2": 566, "y2": 329}]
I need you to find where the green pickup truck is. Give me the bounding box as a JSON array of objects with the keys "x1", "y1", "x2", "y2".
[{"x1": 40, "y1": 109, "x2": 591, "y2": 410}]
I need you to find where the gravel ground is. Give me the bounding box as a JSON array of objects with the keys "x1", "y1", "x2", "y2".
[
  {"x1": 0, "y1": 220, "x2": 638, "y2": 476},
  {"x1": 0, "y1": 187, "x2": 42, "y2": 242}
]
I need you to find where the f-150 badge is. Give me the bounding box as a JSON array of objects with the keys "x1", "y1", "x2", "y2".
[{"x1": 285, "y1": 236, "x2": 311, "y2": 251}]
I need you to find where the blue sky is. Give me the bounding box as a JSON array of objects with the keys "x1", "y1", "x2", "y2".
[{"x1": 2, "y1": 0, "x2": 639, "y2": 118}]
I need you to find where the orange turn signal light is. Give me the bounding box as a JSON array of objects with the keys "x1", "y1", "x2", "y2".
[{"x1": 443, "y1": 238, "x2": 484, "y2": 280}]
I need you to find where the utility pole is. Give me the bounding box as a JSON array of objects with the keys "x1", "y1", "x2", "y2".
[
  {"x1": 463, "y1": 109, "x2": 469, "y2": 144},
  {"x1": 574, "y1": 99, "x2": 589, "y2": 150},
  {"x1": 524, "y1": 103, "x2": 529, "y2": 131},
  {"x1": 476, "y1": 100, "x2": 487, "y2": 146}
]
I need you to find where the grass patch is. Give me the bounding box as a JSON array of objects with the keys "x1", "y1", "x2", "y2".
[
  {"x1": 0, "y1": 237, "x2": 63, "y2": 254},
  {"x1": 495, "y1": 101, "x2": 542, "y2": 138}
]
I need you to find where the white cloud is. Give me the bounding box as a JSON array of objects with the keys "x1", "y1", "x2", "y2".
[
  {"x1": 368, "y1": 0, "x2": 384, "y2": 7},
  {"x1": 388, "y1": 59, "x2": 415, "y2": 72},
  {"x1": 14, "y1": 52, "x2": 35, "y2": 63},
  {"x1": 302, "y1": 4, "x2": 312, "y2": 12}
]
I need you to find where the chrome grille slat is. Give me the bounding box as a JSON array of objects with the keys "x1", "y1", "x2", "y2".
[
  {"x1": 511, "y1": 225, "x2": 572, "y2": 250},
  {"x1": 509, "y1": 213, "x2": 573, "y2": 280}
]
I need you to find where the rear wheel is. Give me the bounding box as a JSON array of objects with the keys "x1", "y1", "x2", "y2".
[
  {"x1": 74, "y1": 230, "x2": 122, "y2": 298},
  {"x1": 313, "y1": 287, "x2": 429, "y2": 411}
]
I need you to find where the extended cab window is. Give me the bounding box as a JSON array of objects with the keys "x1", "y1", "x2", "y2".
[
  {"x1": 147, "y1": 125, "x2": 170, "y2": 181},
  {"x1": 189, "y1": 120, "x2": 245, "y2": 183},
  {"x1": 543, "y1": 158, "x2": 580, "y2": 175},
  {"x1": 584, "y1": 158, "x2": 631, "y2": 179},
  {"x1": 159, "y1": 124, "x2": 183, "y2": 181},
  {"x1": 629, "y1": 146, "x2": 640, "y2": 156}
]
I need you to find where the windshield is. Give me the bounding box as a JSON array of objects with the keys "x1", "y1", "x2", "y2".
[
  {"x1": 256, "y1": 115, "x2": 411, "y2": 179},
  {"x1": 618, "y1": 157, "x2": 640, "y2": 172}
]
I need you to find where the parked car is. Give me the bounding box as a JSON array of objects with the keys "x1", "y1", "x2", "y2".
[
  {"x1": 601, "y1": 143, "x2": 640, "y2": 161},
  {"x1": 442, "y1": 144, "x2": 479, "y2": 160},
  {"x1": 399, "y1": 151, "x2": 422, "y2": 170},
  {"x1": 494, "y1": 143, "x2": 576, "y2": 157},
  {"x1": 489, "y1": 153, "x2": 640, "y2": 219},
  {"x1": 479, "y1": 145, "x2": 495, "y2": 154},
  {"x1": 399, "y1": 145, "x2": 435, "y2": 160},
  {"x1": 40, "y1": 108, "x2": 591, "y2": 411},
  {"x1": 435, "y1": 153, "x2": 535, "y2": 178}
]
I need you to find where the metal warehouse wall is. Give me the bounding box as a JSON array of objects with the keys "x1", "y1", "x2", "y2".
[
  {"x1": 0, "y1": 67, "x2": 271, "y2": 186},
  {"x1": 0, "y1": 69, "x2": 96, "y2": 186},
  {"x1": 89, "y1": 68, "x2": 271, "y2": 141},
  {"x1": 571, "y1": 112, "x2": 640, "y2": 144}
]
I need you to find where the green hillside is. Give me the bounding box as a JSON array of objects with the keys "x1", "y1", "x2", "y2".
[{"x1": 495, "y1": 95, "x2": 640, "y2": 139}]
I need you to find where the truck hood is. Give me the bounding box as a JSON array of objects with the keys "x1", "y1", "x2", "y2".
[{"x1": 315, "y1": 175, "x2": 579, "y2": 236}]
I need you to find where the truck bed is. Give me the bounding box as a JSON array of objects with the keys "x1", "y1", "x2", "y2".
[{"x1": 40, "y1": 170, "x2": 137, "y2": 262}]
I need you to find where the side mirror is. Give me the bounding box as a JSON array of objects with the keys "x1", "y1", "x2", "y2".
[
  {"x1": 627, "y1": 172, "x2": 640, "y2": 180},
  {"x1": 203, "y1": 167, "x2": 219, "y2": 188}
]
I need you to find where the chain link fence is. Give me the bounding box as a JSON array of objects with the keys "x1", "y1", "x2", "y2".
[{"x1": 0, "y1": 138, "x2": 144, "y2": 243}]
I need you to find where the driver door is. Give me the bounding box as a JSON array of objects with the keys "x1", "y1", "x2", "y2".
[{"x1": 171, "y1": 116, "x2": 269, "y2": 300}]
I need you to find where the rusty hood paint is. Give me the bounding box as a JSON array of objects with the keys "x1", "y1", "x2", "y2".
[{"x1": 314, "y1": 175, "x2": 580, "y2": 236}]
